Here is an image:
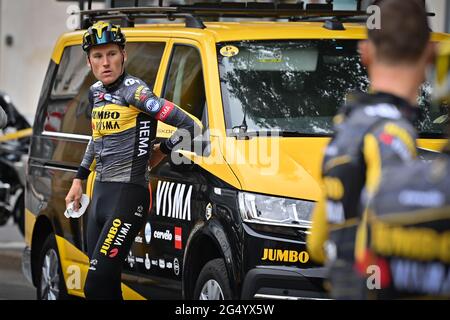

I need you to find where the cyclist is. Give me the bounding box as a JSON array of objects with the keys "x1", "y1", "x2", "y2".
[
  {"x1": 64, "y1": 21, "x2": 201, "y2": 299},
  {"x1": 307, "y1": 0, "x2": 434, "y2": 299}
]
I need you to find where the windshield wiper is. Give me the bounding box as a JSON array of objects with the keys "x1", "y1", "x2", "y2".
[
  {"x1": 232, "y1": 107, "x2": 248, "y2": 135},
  {"x1": 230, "y1": 130, "x2": 298, "y2": 139},
  {"x1": 277, "y1": 131, "x2": 330, "y2": 137},
  {"x1": 239, "y1": 130, "x2": 330, "y2": 137},
  {"x1": 230, "y1": 129, "x2": 330, "y2": 139}
]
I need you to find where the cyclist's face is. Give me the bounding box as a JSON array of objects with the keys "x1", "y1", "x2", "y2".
[{"x1": 88, "y1": 44, "x2": 127, "y2": 85}]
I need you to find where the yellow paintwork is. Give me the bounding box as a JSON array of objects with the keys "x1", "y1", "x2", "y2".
[
  {"x1": 221, "y1": 137, "x2": 327, "y2": 200},
  {"x1": 53, "y1": 22, "x2": 365, "y2": 63},
  {"x1": 417, "y1": 138, "x2": 448, "y2": 153},
  {"x1": 24, "y1": 209, "x2": 36, "y2": 247},
  {"x1": 55, "y1": 234, "x2": 90, "y2": 265},
  {"x1": 180, "y1": 136, "x2": 329, "y2": 200},
  {"x1": 86, "y1": 171, "x2": 96, "y2": 197},
  {"x1": 0, "y1": 128, "x2": 32, "y2": 142},
  {"x1": 177, "y1": 135, "x2": 243, "y2": 190},
  {"x1": 51, "y1": 21, "x2": 450, "y2": 63},
  {"x1": 54, "y1": 235, "x2": 145, "y2": 299}
]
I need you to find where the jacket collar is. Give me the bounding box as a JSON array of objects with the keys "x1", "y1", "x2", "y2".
[
  {"x1": 103, "y1": 71, "x2": 126, "y2": 92},
  {"x1": 344, "y1": 91, "x2": 420, "y2": 124}
]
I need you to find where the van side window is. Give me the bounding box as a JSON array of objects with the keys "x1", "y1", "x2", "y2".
[
  {"x1": 44, "y1": 42, "x2": 165, "y2": 135},
  {"x1": 163, "y1": 45, "x2": 206, "y2": 122},
  {"x1": 46, "y1": 46, "x2": 94, "y2": 135}
]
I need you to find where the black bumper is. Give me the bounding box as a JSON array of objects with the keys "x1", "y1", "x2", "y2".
[{"x1": 241, "y1": 265, "x2": 330, "y2": 300}]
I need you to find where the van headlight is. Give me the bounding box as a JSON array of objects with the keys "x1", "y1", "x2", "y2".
[{"x1": 238, "y1": 192, "x2": 314, "y2": 228}]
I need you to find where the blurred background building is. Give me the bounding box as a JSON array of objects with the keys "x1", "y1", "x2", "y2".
[{"x1": 0, "y1": 0, "x2": 448, "y2": 121}]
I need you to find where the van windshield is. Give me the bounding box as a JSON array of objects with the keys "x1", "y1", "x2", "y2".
[{"x1": 218, "y1": 40, "x2": 447, "y2": 138}]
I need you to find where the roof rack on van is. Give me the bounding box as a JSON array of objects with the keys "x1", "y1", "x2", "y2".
[
  {"x1": 78, "y1": 1, "x2": 367, "y2": 30},
  {"x1": 77, "y1": 0, "x2": 433, "y2": 31},
  {"x1": 169, "y1": 1, "x2": 368, "y2": 18},
  {"x1": 79, "y1": 6, "x2": 207, "y2": 29}
]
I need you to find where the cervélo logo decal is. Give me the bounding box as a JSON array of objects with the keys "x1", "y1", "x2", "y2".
[{"x1": 153, "y1": 229, "x2": 173, "y2": 241}]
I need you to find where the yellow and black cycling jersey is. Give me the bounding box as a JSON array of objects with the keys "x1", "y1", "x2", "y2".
[
  {"x1": 76, "y1": 72, "x2": 201, "y2": 187},
  {"x1": 307, "y1": 91, "x2": 419, "y2": 265},
  {"x1": 357, "y1": 150, "x2": 450, "y2": 299}
]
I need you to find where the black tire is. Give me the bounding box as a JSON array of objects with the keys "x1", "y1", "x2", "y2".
[
  {"x1": 36, "y1": 234, "x2": 70, "y2": 300},
  {"x1": 193, "y1": 258, "x2": 233, "y2": 300}
]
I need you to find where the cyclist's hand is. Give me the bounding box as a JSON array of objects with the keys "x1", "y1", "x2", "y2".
[
  {"x1": 65, "y1": 179, "x2": 83, "y2": 212},
  {"x1": 149, "y1": 143, "x2": 166, "y2": 169}
]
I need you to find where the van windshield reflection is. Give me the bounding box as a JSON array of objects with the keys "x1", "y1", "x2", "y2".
[{"x1": 218, "y1": 40, "x2": 447, "y2": 138}]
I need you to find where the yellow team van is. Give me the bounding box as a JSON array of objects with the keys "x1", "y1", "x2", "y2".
[{"x1": 22, "y1": 2, "x2": 449, "y2": 300}]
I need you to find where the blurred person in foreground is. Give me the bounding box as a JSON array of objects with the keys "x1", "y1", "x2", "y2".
[
  {"x1": 307, "y1": 0, "x2": 434, "y2": 299},
  {"x1": 354, "y1": 42, "x2": 450, "y2": 299}
]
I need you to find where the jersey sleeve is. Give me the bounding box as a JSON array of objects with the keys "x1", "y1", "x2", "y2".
[
  {"x1": 362, "y1": 119, "x2": 417, "y2": 197},
  {"x1": 124, "y1": 78, "x2": 202, "y2": 154}
]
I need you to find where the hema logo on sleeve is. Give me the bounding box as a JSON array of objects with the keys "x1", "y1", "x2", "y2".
[
  {"x1": 138, "y1": 121, "x2": 151, "y2": 157},
  {"x1": 155, "y1": 102, "x2": 174, "y2": 121},
  {"x1": 156, "y1": 181, "x2": 193, "y2": 221}
]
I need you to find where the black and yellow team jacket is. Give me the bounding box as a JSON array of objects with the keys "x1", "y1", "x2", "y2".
[
  {"x1": 307, "y1": 91, "x2": 419, "y2": 265},
  {"x1": 76, "y1": 72, "x2": 201, "y2": 187},
  {"x1": 359, "y1": 149, "x2": 450, "y2": 298}
]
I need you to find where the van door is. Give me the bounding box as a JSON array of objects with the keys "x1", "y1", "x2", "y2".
[{"x1": 127, "y1": 40, "x2": 208, "y2": 299}]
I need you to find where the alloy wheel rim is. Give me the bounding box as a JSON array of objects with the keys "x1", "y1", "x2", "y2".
[
  {"x1": 40, "y1": 248, "x2": 60, "y2": 300},
  {"x1": 199, "y1": 279, "x2": 224, "y2": 300}
]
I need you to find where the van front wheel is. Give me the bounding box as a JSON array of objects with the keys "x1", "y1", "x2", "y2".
[
  {"x1": 36, "y1": 234, "x2": 69, "y2": 300},
  {"x1": 193, "y1": 258, "x2": 232, "y2": 300}
]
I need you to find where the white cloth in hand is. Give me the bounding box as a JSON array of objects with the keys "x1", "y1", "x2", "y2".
[{"x1": 64, "y1": 194, "x2": 90, "y2": 218}]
